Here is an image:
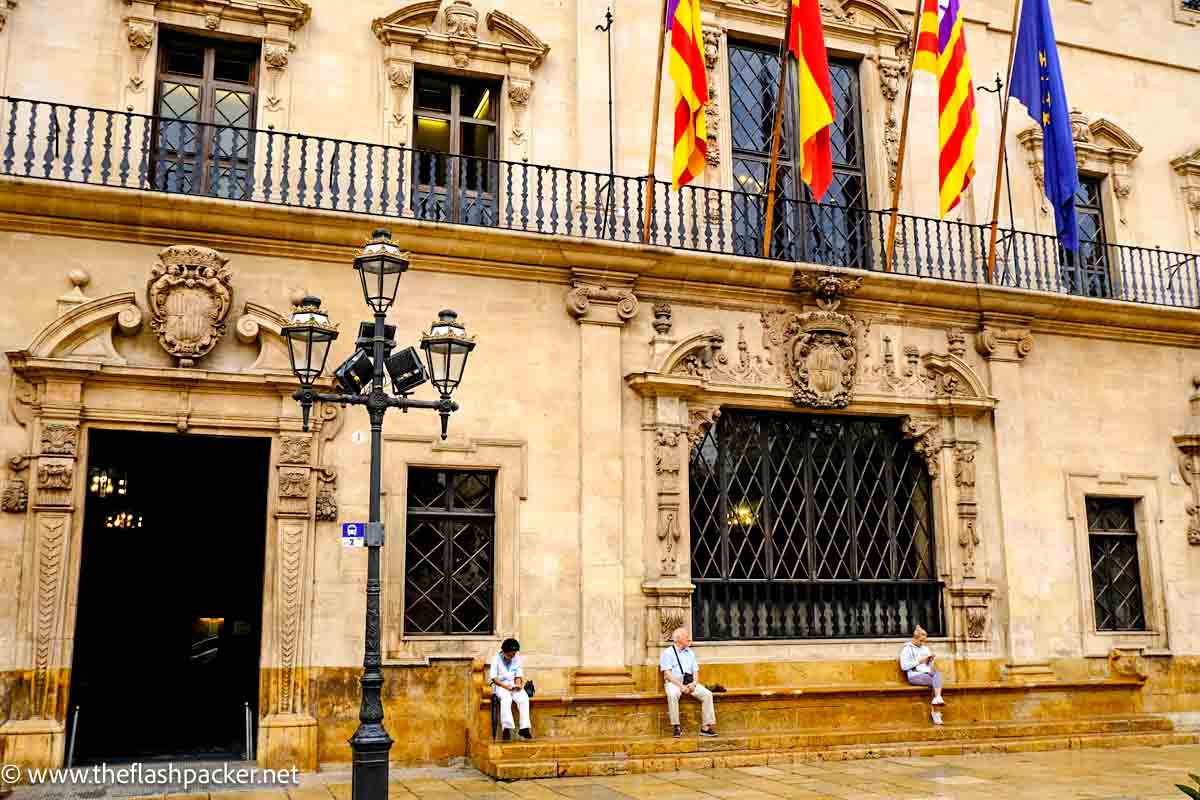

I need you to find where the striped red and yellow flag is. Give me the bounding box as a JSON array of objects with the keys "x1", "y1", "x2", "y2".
[
  {"x1": 912, "y1": 0, "x2": 979, "y2": 217},
  {"x1": 667, "y1": 0, "x2": 708, "y2": 189},
  {"x1": 788, "y1": 0, "x2": 835, "y2": 201}
]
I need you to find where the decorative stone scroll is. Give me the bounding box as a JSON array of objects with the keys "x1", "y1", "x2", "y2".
[
  {"x1": 901, "y1": 416, "x2": 941, "y2": 478},
  {"x1": 976, "y1": 325, "x2": 1033, "y2": 362},
  {"x1": 147, "y1": 245, "x2": 234, "y2": 368},
  {"x1": 565, "y1": 279, "x2": 639, "y2": 323}
]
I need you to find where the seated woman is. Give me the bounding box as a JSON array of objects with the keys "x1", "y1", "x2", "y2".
[{"x1": 899, "y1": 625, "x2": 945, "y2": 725}]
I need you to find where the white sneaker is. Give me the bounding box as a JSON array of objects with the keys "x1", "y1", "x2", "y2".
[
  {"x1": 932, "y1": 696, "x2": 945, "y2": 706},
  {"x1": 931, "y1": 711, "x2": 943, "y2": 726}
]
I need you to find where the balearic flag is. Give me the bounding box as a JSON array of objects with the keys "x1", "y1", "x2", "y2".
[
  {"x1": 667, "y1": 0, "x2": 708, "y2": 189},
  {"x1": 1009, "y1": 0, "x2": 1079, "y2": 249},
  {"x1": 913, "y1": 0, "x2": 979, "y2": 217},
  {"x1": 788, "y1": 0, "x2": 835, "y2": 201}
]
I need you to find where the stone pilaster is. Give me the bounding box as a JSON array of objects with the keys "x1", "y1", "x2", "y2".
[
  {"x1": 976, "y1": 321, "x2": 1052, "y2": 679},
  {"x1": 566, "y1": 271, "x2": 638, "y2": 691},
  {"x1": 258, "y1": 433, "x2": 318, "y2": 770}
]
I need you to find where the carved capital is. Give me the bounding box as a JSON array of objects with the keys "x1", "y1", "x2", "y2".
[
  {"x1": 687, "y1": 404, "x2": 721, "y2": 456},
  {"x1": 278, "y1": 468, "x2": 310, "y2": 499},
  {"x1": 388, "y1": 63, "x2": 413, "y2": 89},
  {"x1": 126, "y1": 19, "x2": 153, "y2": 50},
  {"x1": 976, "y1": 325, "x2": 1033, "y2": 362},
  {"x1": 40, "y1": 424, "x2": 78, "y2": 456},
  {"x1": 507, "y1": 80, "x2": 531, "y2": 106},
  {"x1": 565, "y1": 281, "x2": 639, "y2": 325},
  {"x1": 263, "y1": 41, "x2": 289, "y2": 70},
  {"x1": 278, "y1": 435, "x2": 312, "y2": 466},
  {"x1": 901, "y1": 417, "x2": 941, "y2": 478}
]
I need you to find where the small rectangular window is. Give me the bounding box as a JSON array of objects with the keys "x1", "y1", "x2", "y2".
[
  {"x1": 1086, "y1": 497, "x2": 1146, "y2": 632},
  {"x1": 404, "y1": 468, "x2": 496, "y2": 636}
]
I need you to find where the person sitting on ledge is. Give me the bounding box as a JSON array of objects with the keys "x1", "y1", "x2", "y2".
[
  {"x1": 490, "y1": 637, "x2": 533, "y2": 741},
  {"x1": 661, "y1": 627, "x2": 717, "y2": 738},
  {"x1": 900, "y1": 625, "x2": 946, "y2": 725}
]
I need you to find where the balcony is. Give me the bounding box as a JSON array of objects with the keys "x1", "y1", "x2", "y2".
[{"x1": 3, "y1": 95, "x2": 1197, "y2": 309}]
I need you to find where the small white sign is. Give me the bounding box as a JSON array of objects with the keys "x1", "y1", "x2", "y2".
[
  {"x1": 351, "y1": 431, "x2": 366, "y2": 445},
  {"x1": 342, "y1": 522, "x2": 365, "y2": 548}
]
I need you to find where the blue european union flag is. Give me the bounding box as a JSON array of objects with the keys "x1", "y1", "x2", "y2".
[{"x1": 1010, "y1": 0, "x2": 1079, "y2": 250}]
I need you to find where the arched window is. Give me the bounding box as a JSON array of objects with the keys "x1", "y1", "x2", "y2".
[{"x1": 689, "y1": 410, "x2": 943, "y2": 640}]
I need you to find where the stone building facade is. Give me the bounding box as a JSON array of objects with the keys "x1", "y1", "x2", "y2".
[{"x1": 1, "y1": 0, "x2": 1200, "y2": 775}]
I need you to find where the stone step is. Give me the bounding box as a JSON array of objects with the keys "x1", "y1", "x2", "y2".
[{"x1": 482, "y1": 716, "x2": 1190, "y2": 780}]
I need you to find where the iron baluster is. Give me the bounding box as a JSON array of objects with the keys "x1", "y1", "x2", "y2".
[
  {"x1": 535, "y1": 164, "x2": 545, "y2": 232},
  {"x1": 297, "y1": 136, "x2": 308, "y2": 206},
  {"x1": 549, "y1": 167, "x2": 559, "y2": 232},
  {"x1": 135, "y1": 114, "x2": 151, "y2": 189},
  {"x1": 117, "y1": 112, "x2": 132, "y2": 186},
  {"x1": 395, "y1": 147, "x2": 405, "y2": 219},
  {"x1": 621, "y1": 178, "x2": 632, "y2": 242},
  {"x1": 579, "y1": 173, "x2": 589, "y2": 238},
  {"x1": 379, "y1": 146, "x2": 390, "y2": 216},
  {"x1": 263, "y1": 128, "x2": 275, "y2": 202},
  {"x1": 635, "y1": 177, "x2": 644, "y2": 242},
  {"x1": 280, "y1": 132, "x2": 293, "y2": 205},
  {"x1": 99, "y1": 111, "x2": 113, "y2": 184},
  {"x1": 504, "y1": 160, "x2": 515, "y2": 228},
  {"x1": 347, "y1": 141, "x2": 358, "y2": 211},
  {"x1": 363, "y1": 144, "x2": 374, "y2": 214},
  {"x1": 62, "y1": 106, "x2": 77, "y2": 182},
  {"x1": 703, "y1": 188, "x2": 713, "y2": 251},
  {"x1": 519, "y1": 160, "x2": 529, "y2": 229},
  {"x1": 42, "y1": 103, "x2": 58, "y2": 178},
  {"x1": 81, "y1": 109, "x2": 95, "y2": 183},
  {"x1": 329, "y1": 139, "x2": 341, "y2": 209},
  {"x1": 23, "y1": 100, "x2": 38, "y2": 176},
  {"x1": 314, "y1": 137, "x2": 325, "y2": 208},
  {"x1": 2, "y1": 99, "x2": 18, "y2": 175}
]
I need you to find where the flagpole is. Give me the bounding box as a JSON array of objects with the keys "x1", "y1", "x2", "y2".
[
  {"x1": 985, "y1": 0, "x2": 1024, "y2": 282},
  {"x1": 642, "y1": 0, "x2": 671, "y2": 243},
  {"x1": 883, "y1": 0, "x2": 926, "y2": 273},
  {"x1": 762, "y1": 0, "x2": 795, "y2": 258}
]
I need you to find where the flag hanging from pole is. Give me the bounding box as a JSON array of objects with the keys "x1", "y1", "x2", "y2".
[
  {"x1": 913, "y1": 0, "x2": 979, "y2": 217},
  {"x1": 667, "y1": 0, "x2": 708, "y2": 189},
  {"x1": 788, "y1": 0, "x2": 835, "y2": 201},
  {"x1": 1010, "y1": 0, "x2": 1079, "y2": 250}
]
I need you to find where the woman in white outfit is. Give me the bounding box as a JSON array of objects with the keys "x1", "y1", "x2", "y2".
[{"x1": 899, "y1": 626, "x2": 946, "y2": 725}]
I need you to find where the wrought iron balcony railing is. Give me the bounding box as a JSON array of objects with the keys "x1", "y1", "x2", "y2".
[{"x1": 3, "y1": 96, "x2": 1198, "y2": 309}]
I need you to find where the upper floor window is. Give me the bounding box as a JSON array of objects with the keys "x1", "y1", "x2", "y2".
[
  {"x1": 1086, "y1": 497, "x2": 1146, "y2": 632},
  {"x1": 411, "y1": 71, "x2": 500, "y2": 226},
  {"x1": 1063, "y1": 176, "x2": 1112, "y2": 298},
  {"x1": 728, "y1": 43, "x2": 867, "y2": 267},
  {"x1": 404, "y1": 468, "x2": 496, "y2": 636},
  {"x1": 152, "y1": 31, "x2": 259, "y2": 199}
]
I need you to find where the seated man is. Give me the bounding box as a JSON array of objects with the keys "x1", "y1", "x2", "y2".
[
  {"x1": 490, "y1": 637, "x2": 532, "y2": 740},
  {"x1": 660, "y1": 627, "x2": 717, "y2": 738},
  {"x1": 900, "y1": 625, "x2": 946, "y2": 725}
]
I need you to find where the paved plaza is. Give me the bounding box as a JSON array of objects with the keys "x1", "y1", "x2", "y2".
[{"x1": 9, "y1": 744, "x2": 1200, "y2": 800}]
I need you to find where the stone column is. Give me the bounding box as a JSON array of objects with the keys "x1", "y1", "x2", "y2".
[
  {"x1": 566, "y1": 272, "x2": 638, "y2": 694},
  {"x1": 976, "y1": 322, "x2": 1050, "y2": 680}
]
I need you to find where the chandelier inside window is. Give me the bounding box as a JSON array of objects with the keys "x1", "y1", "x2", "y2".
[
  {"x1": 105, "y1": 511, "x2": 144, "y2": 529},
  {"x1": 89, "y1": 468, "x2": 128, "y2": 498}
]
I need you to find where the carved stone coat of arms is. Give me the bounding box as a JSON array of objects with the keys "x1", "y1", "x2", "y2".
[{"x1": 147, "y1": 245, "x2": 234, "y2": 367}]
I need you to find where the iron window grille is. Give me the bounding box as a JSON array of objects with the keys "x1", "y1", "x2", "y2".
[
  {"x1": 728, "y1": 43, "x2": 868, "y2": 267},
  {"x1": 404, "y1": 468, "x2": 496, "y2": 635},
  {"x1": 689, "y1": 410, "x2": 943, "y2": 640},
  {"x1": 1061, "y1": 176, "x2": 1113, "y2": 299},
  {"x1": 152, "y1": 31, "x2": 259, "y2": 200},
  {"x1": 1086, "y1": 497, "x2": 1147, "y2": 632}
]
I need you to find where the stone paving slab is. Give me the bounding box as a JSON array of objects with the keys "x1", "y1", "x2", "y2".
[{"x1": 5, "y1": 744, "x2": 1200, "y2": 799}]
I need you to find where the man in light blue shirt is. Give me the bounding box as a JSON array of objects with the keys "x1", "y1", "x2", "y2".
[
  {"x1": 660, "y1": 627, "x2": 717, "y2": 737},
  {"x1": 490, "y1": 637, "x2": 532, "y2": 740}
]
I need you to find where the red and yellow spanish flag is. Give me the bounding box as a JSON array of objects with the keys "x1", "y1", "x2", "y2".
[
  {"x1": 914, "y1": 0, "x2": 979, "y2": 217},
  {"x1": 667, "y1": 0, "x2": 708, "y2": 189},
  {"x1": 788, "y1": 0, "x2": 835, "y2": 201}
]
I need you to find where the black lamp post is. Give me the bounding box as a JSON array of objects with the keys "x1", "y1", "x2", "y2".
[{"x1": 282, "y1": 229, "x2": 475, "y2": 800}]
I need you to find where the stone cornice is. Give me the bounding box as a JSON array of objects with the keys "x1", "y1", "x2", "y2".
[{"x1": 2, "y1": 177, "x2": 1200, "y2": 348}]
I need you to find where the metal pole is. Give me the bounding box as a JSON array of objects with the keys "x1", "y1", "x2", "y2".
[
  {"x1": 978, "y1": 73, "x2": 1017, "y2": 282},
  {"x1": 66, "y1": 706, "x2": 79, "y2": 768},
  {"x1": 985, "y1": 0, "x2": 1025, "y2": 282},
  {"x1": 349, "y1": 309, "x2": 393, "y2": 800},
  {"x1": 883, "y1": 0, "x2": 926, "y2": 272},
  {"x1": 598, "y1": 9, "x2": 615, "y2": 238},
  {"x1": 642, "y1": 0, "x2": 670, "y2": 242},
  {"x1": 761, "y1": 0, "x2": 795, "y2": 258}
]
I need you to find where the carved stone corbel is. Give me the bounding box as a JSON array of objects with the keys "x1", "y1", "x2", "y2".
[
  {"x1": 686, "y1": 403, "x2": 721, "y2": 456},
  {"x1": 507, "y1": 79, "x2": 532, "y2": 159},
  {"x1": 125, "y1": 18, "x2": 154, "y2": 93},
  {"x1": 1108, "y1": 647, "x2": 1149, "y2": 680},
  {"x1": 386, "y1": 61, "x2": 414, "y2": 143},
  {"x1": 901, "y1": 416, "x2": 941, "y2": 478},
  {"x1": 263, "y1": 40, "x2": 292, "y2": 113}
]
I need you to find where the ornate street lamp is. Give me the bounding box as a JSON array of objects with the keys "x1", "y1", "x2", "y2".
[{"x1": 282, "y1": 229, "x2": 474, "y2": 800}]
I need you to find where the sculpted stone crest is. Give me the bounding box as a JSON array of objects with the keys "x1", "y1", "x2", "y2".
[
  {"x1": 147, "y1": 245, "x2": 234, "y2": 367},
  {"x1": 762, "y1": 272, "x2": 863, "y2": 409}
]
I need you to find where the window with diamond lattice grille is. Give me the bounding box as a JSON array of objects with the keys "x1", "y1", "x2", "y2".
[
  {"x1": 1086, "y1": 497, "x2": 1146, "y2": 632},
  {"x1": 153, "y1": 32, "x2": 259, "y2": 200},
  {"x1": 1061, "y1": 176, "x2": 1113, "y2": 299},
  {"x1": 689, "y1": 411, "x2": 943, "y2": 640},
  {"x1": 404, "y1": 468, "x2": 495, "y2": 635},
  {"x1": 727, "y1": 43, "x2": 868, "y2": 266}
]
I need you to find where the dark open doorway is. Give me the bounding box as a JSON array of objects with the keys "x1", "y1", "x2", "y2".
[{"x1": 68, "y1": 429, "x2": 271, "y2": 763}]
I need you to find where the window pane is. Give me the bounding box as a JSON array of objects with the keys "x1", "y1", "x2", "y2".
[
  {"x1": 213, "y1": 50, "x2": 255, "y2": 84},
  {"x1": 460, "y1": 83, "x2": 496, "y2": 121},
  {"x1": 164, "y1": 44, "x2": 204, "y2": 77},
  {"x1": 415, "y1": 73, "x2": 452, "y2": 113},
  {"x1": 158, "y1": 82, "x2": 200, "y2": 122},
  {"x1": 414, "y1": 116, "x2": 451, "y2": 153},
  {"x1": 1086, "y1": 497, "x2": 1146, "y2": 632},
  {"x1": 728, "y1": 44, "x2": 783, "y2": 156}
]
